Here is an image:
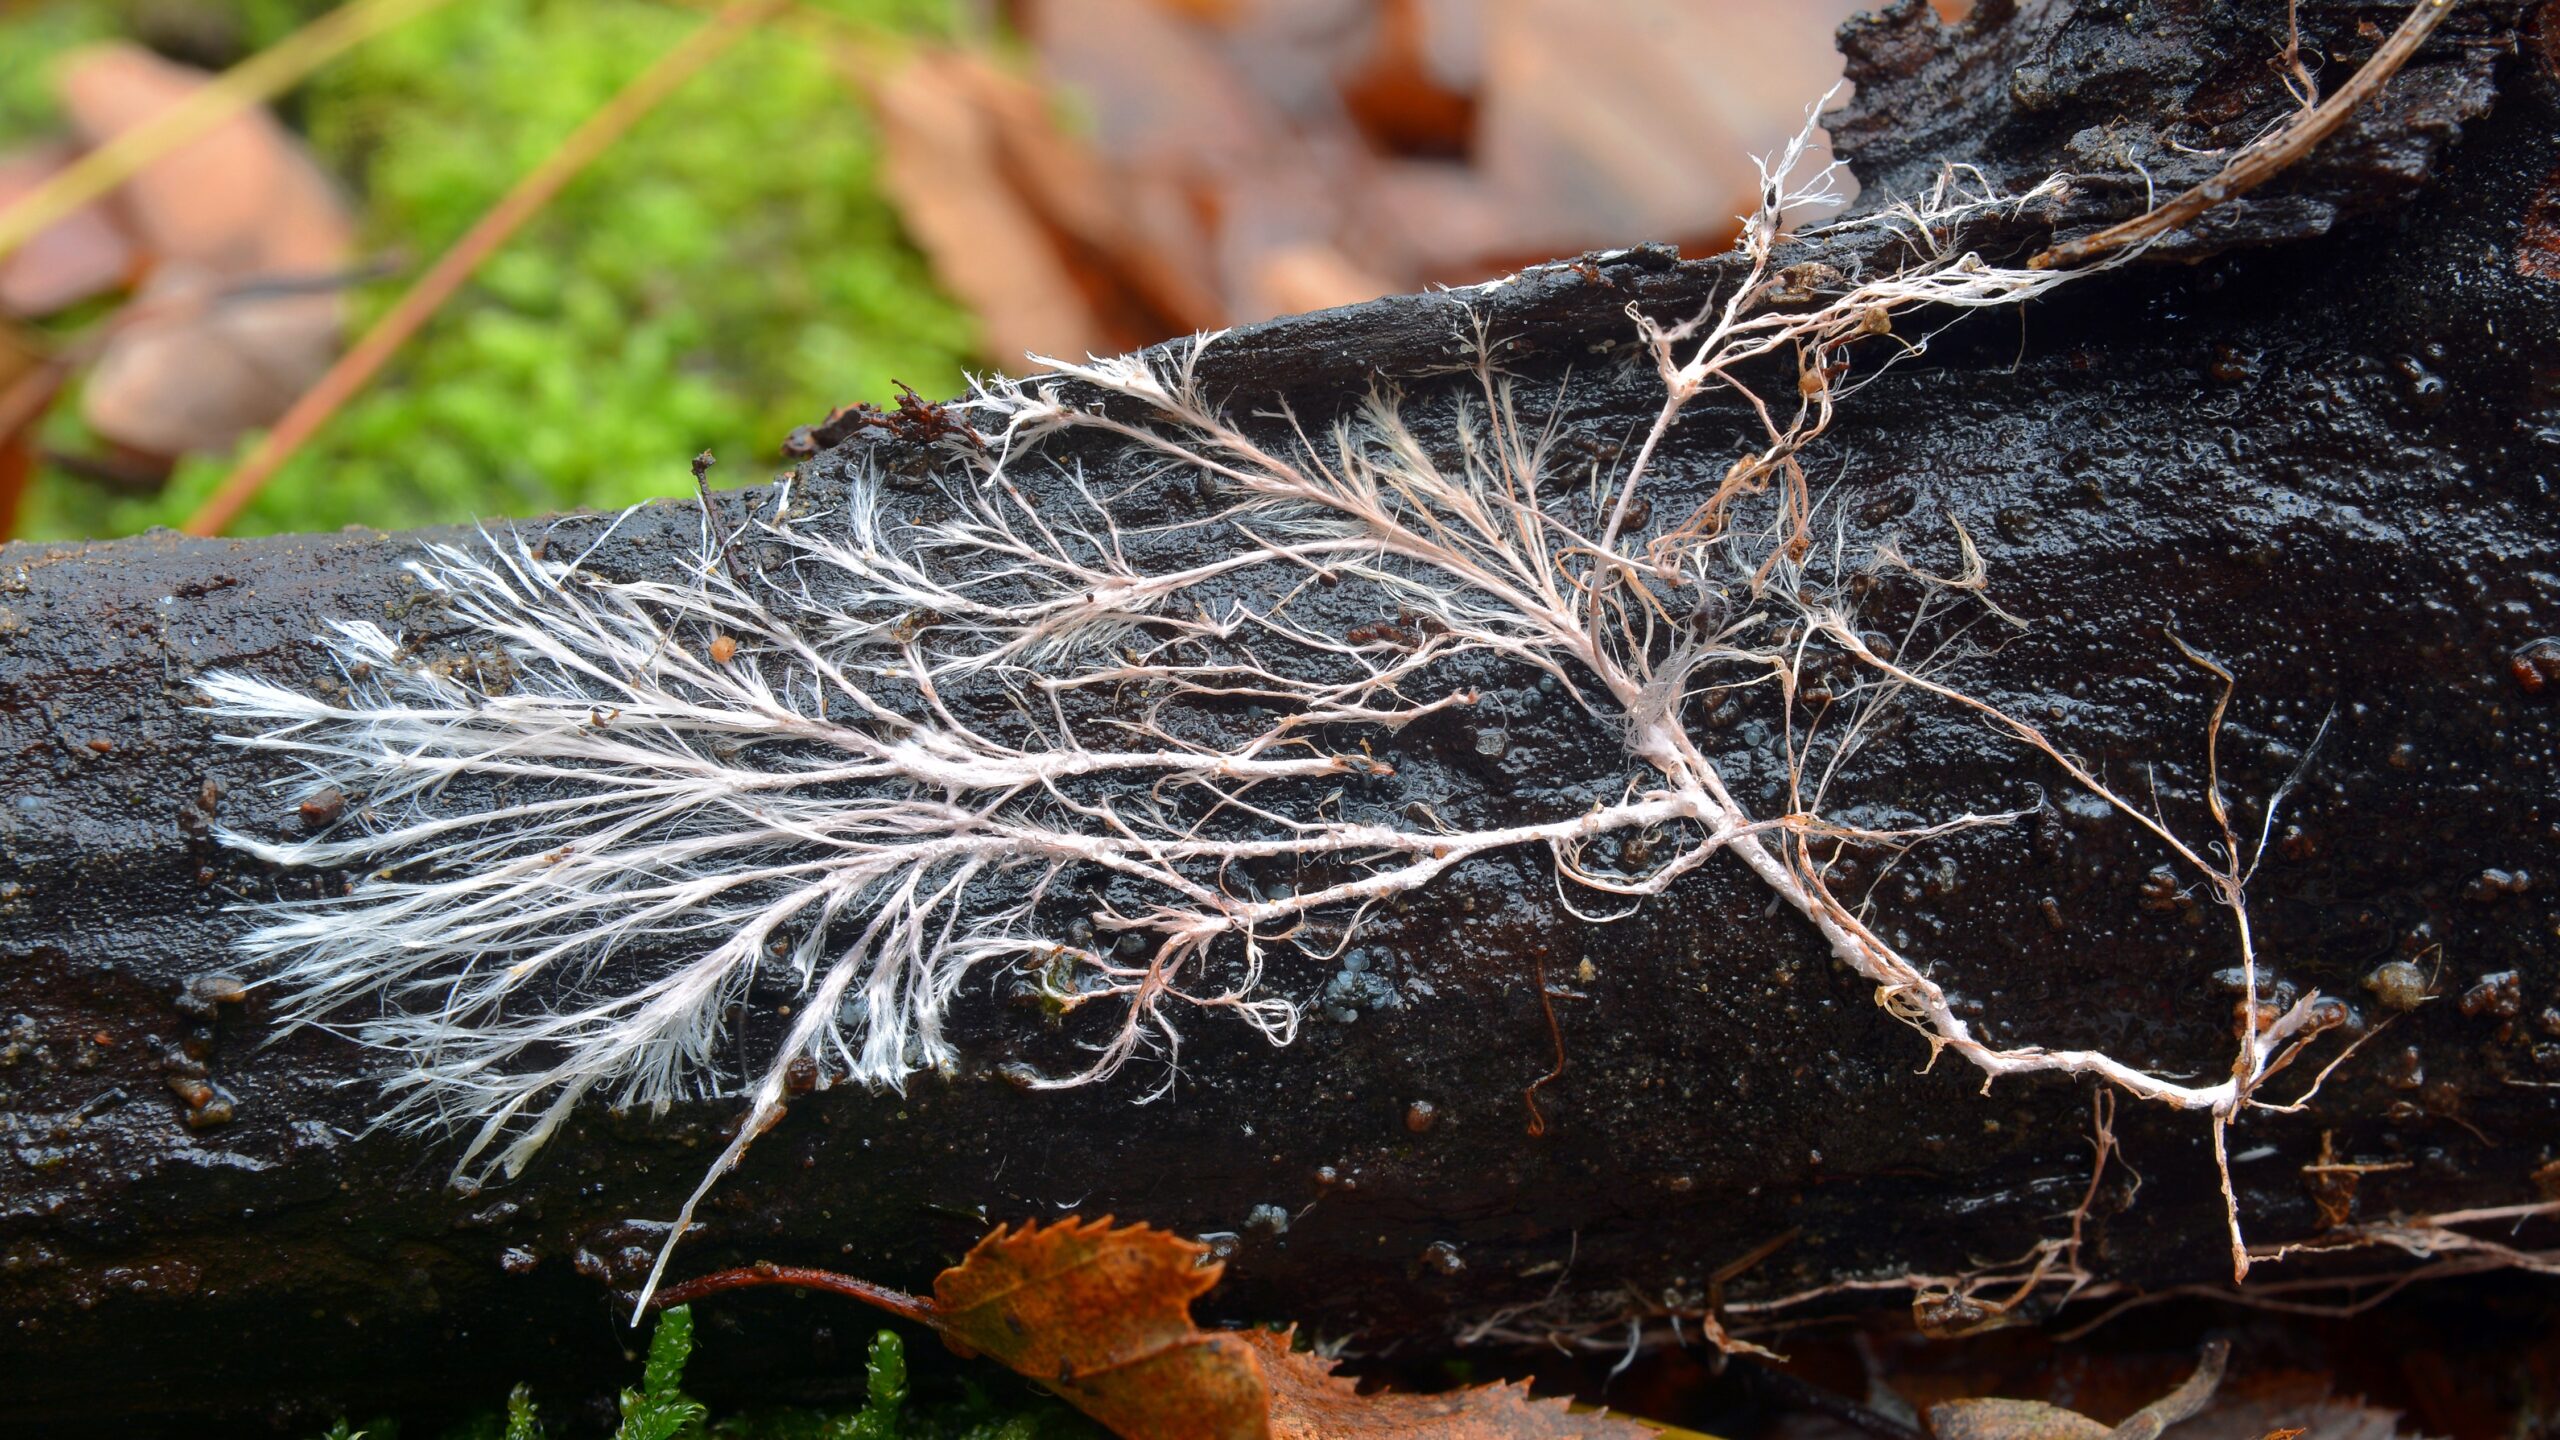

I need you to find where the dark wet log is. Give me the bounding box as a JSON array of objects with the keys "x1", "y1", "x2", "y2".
[{"x1": 3, "y1": 2, "x2": 2557, "y2": 1433}]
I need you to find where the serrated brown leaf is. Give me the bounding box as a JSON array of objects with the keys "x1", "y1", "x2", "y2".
[
  {"x1": 931, "y1": 1216, "x2": 1270, "y2": 1440},
  {"x1": 658, "y1": 1217, "x2": 1266, "y2": 1439},
  {"x1": 660, "y1": 1217, "x2": 1674, "y2": 1440},
  {"x1": 1244, "y1": 1328, "x2": 1662, "y2": 1440}
]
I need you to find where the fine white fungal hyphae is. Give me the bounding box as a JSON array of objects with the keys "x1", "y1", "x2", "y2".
[{"x1": 202, "y1": 116, "x2": 2337, "y2": 1309}]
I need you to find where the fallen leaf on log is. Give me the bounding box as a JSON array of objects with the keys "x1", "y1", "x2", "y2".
[{"x1": 657, "y1": 1216, "x2": 1665, "y2": 1439}]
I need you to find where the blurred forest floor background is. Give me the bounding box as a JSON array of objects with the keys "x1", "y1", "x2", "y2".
[{"x1": 0, "y1": 0, "x2": 1918, "y2": 543}]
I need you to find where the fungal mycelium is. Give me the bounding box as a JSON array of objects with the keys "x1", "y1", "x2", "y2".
[{"x1": 203, "y1": 102, "x2": 2364, "y2": 1316}]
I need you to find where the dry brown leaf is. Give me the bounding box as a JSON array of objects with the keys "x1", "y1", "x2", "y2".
[
  {"x1": 861, "y1": 49, "x2": 1113, "y2": 370},
  {"x1": 1929, "y1": 1400, "x2": 2114, "y2": 1440},
  {"x1": 933, "y1": 1217, "x2": 1271, "y2": 1440},
  {"x1": 1336, "y1": 0, "x2": 1479, "y2": 162},
  {"x1": 1930, "y1": 1343, "x2": 2229, "y2": 1440},
  {"x1": 2169, "y1": 1377, "x2": 2426, "y2": 1440},
  {"x1": 660, "y1": 1217, "x2": 1264, "y2": 1439},
  {"x1": 1026, "y1": 0, "x2": 1363, "y2": 326},
  {"x1": 959, "y1": 53, "x2": 1225, "y2": 338},
  {"x1": 54, "y1": 43, "x2": 351, "y2": 458},
  {"x1": 878, "y1": 0, "x2": 1869, "y2": 350},
  {"x1": 1929, "y1": 1375, "x2": 2426, "y2": 1440},
  {"x1": 0, "y1": 141, "x2": 138, "y2": 317},
  {"x1": 1249, "y1": 244, "x2": 1396, "y2": 318},
  {"x1": 660, "y1": 1216, "x2": 1669, "y2": 1440},
  {"x1": 857, "y1": 44, "x2": 1221, "y2": 366},
  {"x1": 56, "y1": 43, "x2": 352, "y2": 272},
  {"x1": 1245, "y1": 1328, "x2": 1661, "y2": 1440}
]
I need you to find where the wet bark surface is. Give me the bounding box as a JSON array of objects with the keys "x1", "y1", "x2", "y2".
[{"x1": 2, "y1": 1, "x2": 2557, "y2": 1433}]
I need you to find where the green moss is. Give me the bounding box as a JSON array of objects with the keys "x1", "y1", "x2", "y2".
[
  {"x1": 616, "y1": 1303, "x2": 711, "y2": 1440},
  {"x1": 3, "y1": 0, "x2": 980, "y2": 540},
  {"x1": 505, "y1": 1385, "x2": 545, "y2": 1440},
  {"x1": 310, "y1": 1309, "x2": 1101, "y2": 1440}
]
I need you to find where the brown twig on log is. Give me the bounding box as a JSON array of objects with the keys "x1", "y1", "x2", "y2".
[{"x1": 2031, "y1": 0, "x2": 2459, "y2": 269}]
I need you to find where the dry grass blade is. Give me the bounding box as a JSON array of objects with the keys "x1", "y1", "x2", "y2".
[
  {"x1": 0, "y1": 0, "x2": 454, "y2": 267},
  {"x1": 181, "y1": 0, "x2": 784, "y2": 537}
]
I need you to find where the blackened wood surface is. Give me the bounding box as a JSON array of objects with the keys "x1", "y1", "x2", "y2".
[{"x1": 2, "y1": 2, "x2": 2556, "y2": 1432}]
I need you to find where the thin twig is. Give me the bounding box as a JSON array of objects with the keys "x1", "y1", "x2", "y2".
[
  {"x1": 0, "y1": 425, "x2": 38, "y2": 541},
  {"x1": 1524, "y1": 950, "x2": 1567, "y2": 1137},
  {"x1": 652, "y1": 1261, "x2": 938, "y2": 1325},
  {"x1": 0, "y1": 321, "x2": 65, "y2": 541},
  {"x1": 2277, "y1": 0, "x2": 2321, "y2": 109},
  {"x1": 2032, "y1": 0, "x2": 2457, "y2": 269},
  {"x1": 2108, "y1": 1341, "x2": 2230, "y2": 1440},
  {"x1": 181, "y1": 0, "x2": 783, "y2": 537},
  {"x1": 0, "y1": 0, "x2": 456, "y2": 266}
]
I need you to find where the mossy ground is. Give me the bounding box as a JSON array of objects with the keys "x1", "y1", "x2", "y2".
[{"x1": 2, "y1": 0, "x2": 981, "y2": 540}]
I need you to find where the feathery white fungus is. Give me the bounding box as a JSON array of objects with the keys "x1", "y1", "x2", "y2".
[{"x1": 203, "y1": 101, "x2": 2347, "y2": 1317}]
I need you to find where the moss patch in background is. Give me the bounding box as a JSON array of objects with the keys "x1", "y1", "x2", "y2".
[{"x1": 3, "y1": 0, "x2": 981, "y2": 540}]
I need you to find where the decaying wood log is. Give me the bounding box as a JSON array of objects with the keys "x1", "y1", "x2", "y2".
[{"x1": 2, "y1": 1, "x2": 2556, "y2": 1432}]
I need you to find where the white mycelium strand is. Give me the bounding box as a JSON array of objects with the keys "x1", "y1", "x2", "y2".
[{"x1": 206, "y1": 100, "x2": 2342, "y2": 1315}]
